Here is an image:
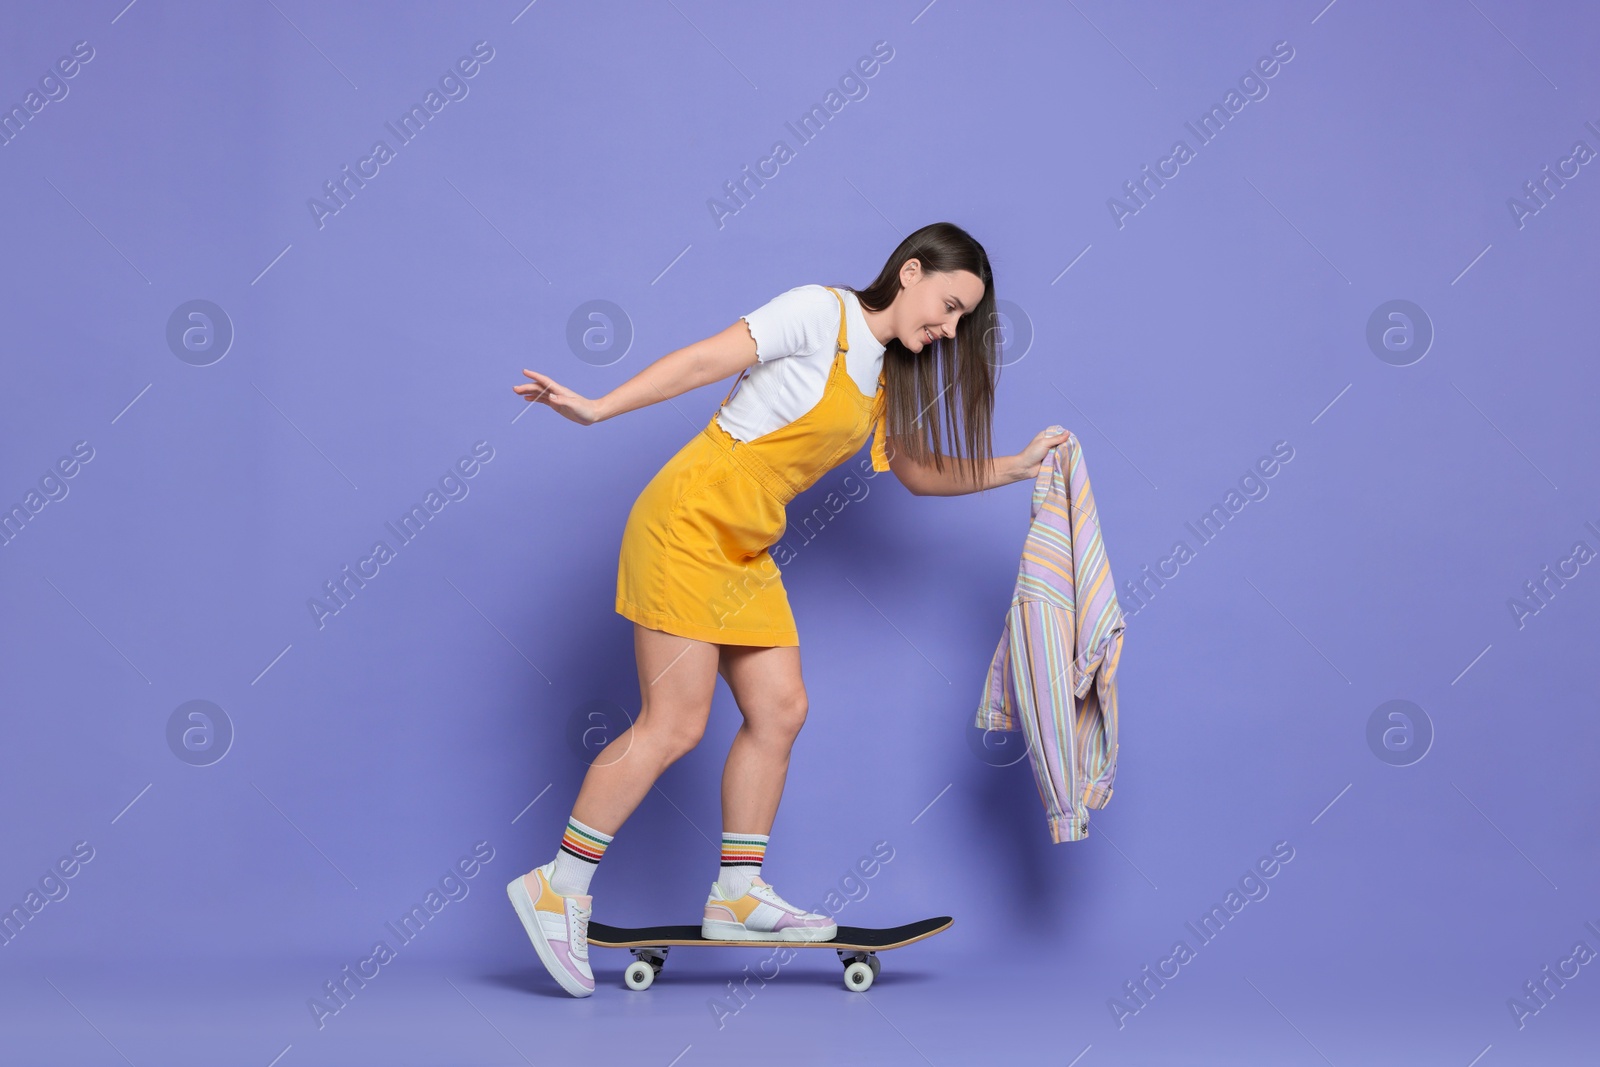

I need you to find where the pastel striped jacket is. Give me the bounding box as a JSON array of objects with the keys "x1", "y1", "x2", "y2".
[{"x1": 975, "y1": 433, "x2": 1125, "y2": 843}]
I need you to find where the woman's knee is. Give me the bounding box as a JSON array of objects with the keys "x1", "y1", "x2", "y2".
[
  {"x1": 753, "y1": 691, "x2": 808, "y2": 741},
  {"x1": 638, "y1": 707, "x2": 708, "y2": 761},
  {"x1": 663, "y1": 722, "x2": 706, "y2": 761}
]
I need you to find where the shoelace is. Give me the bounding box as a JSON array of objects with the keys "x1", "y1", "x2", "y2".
[
  {"x1": 569, "y1": 901, "x2": 591, "y2": 953},
  {"x1": 752, "y1": 884, "x2": 811, "y2": 917}
]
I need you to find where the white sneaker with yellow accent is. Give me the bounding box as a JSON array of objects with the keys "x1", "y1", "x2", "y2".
[
  {"x1": 701, "y1": 875, "x2": 838, "y2": 942},
  {"x1": 507, "y1": 860, "x2": 594, "y2": 997}
]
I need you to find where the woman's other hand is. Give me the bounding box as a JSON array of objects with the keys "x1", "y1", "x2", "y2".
[{"x1": 514, "y1": 370, "x2": 605, "y2": 425}]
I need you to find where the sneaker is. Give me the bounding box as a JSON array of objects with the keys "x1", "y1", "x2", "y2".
[
  {"x1": 507, "y1": 860, "x2": 594, "y2": 997},
  {"x1": 701, "y1": 875, "x2": 838, "y2": 942}
]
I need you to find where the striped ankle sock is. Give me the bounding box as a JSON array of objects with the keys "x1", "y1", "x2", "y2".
[
  {"x1": 549, "y1": 816, "x2": 614, "y2": 896},
  {"x1": 717, "y1": 832, "x2": 769, "y2": 897}
]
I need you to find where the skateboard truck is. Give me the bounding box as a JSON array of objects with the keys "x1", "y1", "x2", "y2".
[
  {"x1": 835, "y1": 948, "x2": 881, "y2": 990},
  {"x1": 623, "y1": 946, "x2": 670, "y2": 990}
]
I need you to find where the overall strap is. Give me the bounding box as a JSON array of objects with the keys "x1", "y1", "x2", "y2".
[
  {"x1": 718, "y1": 364, "x2": 748, "y2": 409},
  {"x1": 828, "y1": 284, "x2": 895, "y2": 469},
  {"x1": 829, "y1": 284, "x2": 890, "y2": 471},
  {"x1": 824, "y1": 286, "x2": 848, "y2": 352}
]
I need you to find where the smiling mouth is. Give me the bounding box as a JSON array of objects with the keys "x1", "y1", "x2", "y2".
[{"x1": 923, "y1": 327, "x2": 935, "y2": 345}]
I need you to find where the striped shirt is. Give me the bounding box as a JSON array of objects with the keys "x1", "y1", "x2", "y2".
[{"x1": 974, "y1": 433, "x2": 1125, "y2": 843}]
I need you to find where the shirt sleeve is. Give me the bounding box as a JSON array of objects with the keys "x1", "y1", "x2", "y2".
[{"x1": 739, "y1": 284, "x2": 834, "y2": 363}]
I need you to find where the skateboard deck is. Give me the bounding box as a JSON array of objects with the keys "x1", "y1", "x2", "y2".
[{"x1": 588, "y1": 915, "x2": 952, "y2": 992}]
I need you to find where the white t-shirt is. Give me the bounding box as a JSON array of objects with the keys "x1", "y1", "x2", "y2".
[{"x1": 715, "y1": 284, "x2": 886, "y2": 443}]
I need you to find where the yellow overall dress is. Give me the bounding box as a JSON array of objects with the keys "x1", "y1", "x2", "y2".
[{"x1": 616, "y1": 287, "x2": 891, "y2": 646}]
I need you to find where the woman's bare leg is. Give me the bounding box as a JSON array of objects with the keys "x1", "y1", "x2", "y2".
[
  {"x1": 716, "y1": 643, "x2": 808, "y2": 835},
  {"x1": 568, "y1": 624, "x2": 721, "y2": 834}
]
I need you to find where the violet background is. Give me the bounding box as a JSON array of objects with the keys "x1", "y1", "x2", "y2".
[{"x1": 2, "y1": 1, "x2": 1597, "y2": 1064}]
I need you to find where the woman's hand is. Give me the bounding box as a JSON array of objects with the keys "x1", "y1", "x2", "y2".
[
  {"x1": 513, "y1": 370, "x2": 605, "y2": 425},
  {"x1": 1014, "y1": 425, "x2": 1071, "y2": 480}
]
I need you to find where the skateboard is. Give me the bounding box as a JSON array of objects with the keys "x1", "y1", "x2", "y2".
[{"x1": 587, "y1": 915, "x2": 953, "y2": 992}]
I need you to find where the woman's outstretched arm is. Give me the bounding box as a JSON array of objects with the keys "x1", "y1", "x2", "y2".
[
  {"x1": 514, "y1": 320, "x2": 758, "y2": 425},
  {"x1": 887, "y1": 425, "x2": 1070, "y2": 496}
]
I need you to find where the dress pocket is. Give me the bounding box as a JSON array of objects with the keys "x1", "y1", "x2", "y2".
[
  {"x1": 667, "y1": 451, "x2": 734, "y2": 517},
  {"x1": 702, "y1": 463, "x2": 786, "y2": 561}
]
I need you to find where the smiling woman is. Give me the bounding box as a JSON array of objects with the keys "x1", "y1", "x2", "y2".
[
  {"x1": 507, "y1": 220, "x2": 1072, "y2": 998},
  {"x1": 306, "y1": 40, "x2": 497, "y2": 231}
]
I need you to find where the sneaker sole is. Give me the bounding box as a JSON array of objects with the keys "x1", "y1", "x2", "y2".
[
  {"x1": 506, "y1": 876, "x2": 594, "y2": 997},
  {"x1": 701, "y1": 918, "x2": 838, "y2": 942}
]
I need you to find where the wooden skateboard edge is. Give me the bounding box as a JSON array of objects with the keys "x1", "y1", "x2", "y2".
[{"x1": 589, "y1": 916, "x2": 953, "y2": 952}]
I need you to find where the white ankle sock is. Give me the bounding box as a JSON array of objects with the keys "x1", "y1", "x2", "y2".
[
  {"x1": 548, "y1": 816, "x2": 613, "y2": 896},
  {"x1": 717, "y1": 832, "x2": 768, "y2": 897}
]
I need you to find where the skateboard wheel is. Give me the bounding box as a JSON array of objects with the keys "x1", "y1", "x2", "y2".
[
  {"x1": 843, "y1": 960, "x2": 873, "y2": 991},
  {"x1": 867, "y1": 955, "x2": 881, "y2": 981},
  {"x1": 625, "y1": 961, "x2": 655, "y2": 990}
]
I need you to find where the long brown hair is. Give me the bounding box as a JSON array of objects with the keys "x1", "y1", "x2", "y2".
[{"x1": 843, "y1": 222, "x2": 998, "y2": 490}]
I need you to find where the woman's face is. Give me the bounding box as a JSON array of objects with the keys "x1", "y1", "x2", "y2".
[{"x1": 893, "y1": 262, "x2": 985, "y2": 353}]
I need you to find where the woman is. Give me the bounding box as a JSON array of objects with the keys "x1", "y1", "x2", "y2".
[{"x1": 506, "y1": 221, "x2": 1068, "y2": 997}]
